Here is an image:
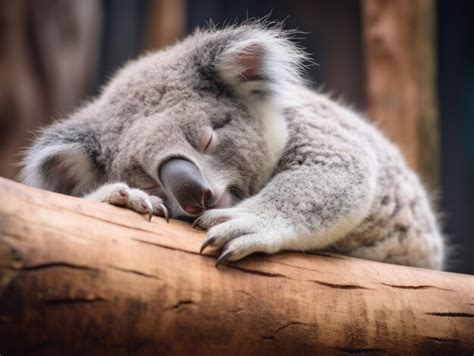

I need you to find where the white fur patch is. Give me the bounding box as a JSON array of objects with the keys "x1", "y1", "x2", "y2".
[
  {"x1": 258, "y1": 101, "x2": 288, "y2": 182},
  {"x1": 213, "y1": 27, "x2": 308, "y2": 182}
]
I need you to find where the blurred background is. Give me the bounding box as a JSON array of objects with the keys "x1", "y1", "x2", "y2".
[{"x1": 0, "y1": 0, "x2": 472, "y2": 274}]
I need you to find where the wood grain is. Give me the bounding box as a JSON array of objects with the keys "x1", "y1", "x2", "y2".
[{"x1": 0, "y1": 178, "x2": 473, "y2": 355}]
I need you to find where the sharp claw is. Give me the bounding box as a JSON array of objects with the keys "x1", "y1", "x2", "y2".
[
  {"x1": 144, "y1": 200, "x2": 154, "y2": 222},
  {"x1": 216, "y1": 250, "x2": 233, "y2": 268},
  {"x1": 158, "y1": 203, "x2": 169, "y2": 223},
  {"x1": 192, "y1": 217, "x2": 201, "y2": 229},
  {"x1": 200, "y1": 236, "x2": 215, "y2": 254}
]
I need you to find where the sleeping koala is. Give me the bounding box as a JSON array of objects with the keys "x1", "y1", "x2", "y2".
[{"x1": 20, "y1": 23, "x2": 444, "y2": 269}]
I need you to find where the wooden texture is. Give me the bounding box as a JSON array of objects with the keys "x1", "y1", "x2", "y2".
[
  {"x1": 0, "y1": 178, "x2": 473, "y2": 355},
  {"x1": 361, "y1": 0, "x2": 439, "y2": 189},
  {"x1": 0, "y1": 0, "x2": 101, "y2": 180}
]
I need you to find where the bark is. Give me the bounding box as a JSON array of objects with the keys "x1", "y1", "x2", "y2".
[
  {"x1": 0, "y1": 178, "x2": 473, "y2": 355},
  {"x1": 361, "y1": 0, "x2": 439, "y2": 190}
]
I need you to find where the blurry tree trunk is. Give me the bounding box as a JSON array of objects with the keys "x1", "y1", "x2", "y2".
[
  {"x1": 145, "y1": 0, "x2": 186, "y2": 50},
  {"x1": 0, "y1": 0, "x2": 101, "y2": 180},
  {"x1": 361, "y1": 0, "x2": 439, "y2": 189}
]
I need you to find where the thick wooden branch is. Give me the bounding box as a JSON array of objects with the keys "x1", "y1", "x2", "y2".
[{"x1": 0, "y1": 178, "x2": 473, "y2": 355}]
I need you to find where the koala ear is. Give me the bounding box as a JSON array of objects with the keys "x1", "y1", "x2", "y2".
[
  {"x1": 215, "y1": 27, "x2": 307, "y2": 99},
  {"x1": 20, "y1": 127, "x2": 100, "y2": 196},
  {"x1": 218, "y1": 43, "x2": 264, "y2": 83}
]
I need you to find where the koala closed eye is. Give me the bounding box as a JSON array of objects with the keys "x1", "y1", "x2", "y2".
[{"x1": 203, "y1": 131, "x2": 217, "y2": 153}]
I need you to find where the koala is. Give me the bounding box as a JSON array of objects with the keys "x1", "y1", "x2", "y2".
[{"x1": 20, "y1": 23, "x2": 444, "y2": 270}]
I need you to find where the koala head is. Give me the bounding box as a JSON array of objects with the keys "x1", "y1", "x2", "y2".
[{"x1": 20, "y1": 23, "x2": 307, "y2": 220}]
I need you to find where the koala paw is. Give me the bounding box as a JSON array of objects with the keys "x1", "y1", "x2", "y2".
[
  {"x1": 84, "y1": 182, "x2": 168, "y2": 222},
  {"x1": 194, "y1": 207, "x2": 282, "y2": 266}
]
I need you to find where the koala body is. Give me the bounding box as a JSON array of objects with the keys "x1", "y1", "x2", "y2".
[{"x1": 20, "y1": 24, "x2": 444, "y2": 269}]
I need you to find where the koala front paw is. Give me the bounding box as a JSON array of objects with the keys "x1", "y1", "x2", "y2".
[
  {"x1": 85, "y1": 182, "x2": 168, "y2": 222},
  {"x1": 194, "y1": 207, "x2": 282, "y2": 266}
]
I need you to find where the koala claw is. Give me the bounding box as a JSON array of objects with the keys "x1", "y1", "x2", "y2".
[
  {"x1": 200, "y1": 236, "x2": 215, "y2": 254},
  {"x1": 192, "y1": 210, "x2": 231, "y2": 230},
  {"x1": 196, "y1": 207, "x2": 282, "y2": 265},
  {"x1": 215, "y1": 250, "x2": 233, "y2": 267},
  {"x1": 192, "y1": 217, "x2": 202, "y2": 229},
  {"x1": 158, "y1": 203, "x2": 169, "y2": 223},
  {"x1": 85, "y1": 182, "x2": 169, "y2": 222},
  {"x1": 144, "y1": 200, "x2": 154, "y2": 222}
]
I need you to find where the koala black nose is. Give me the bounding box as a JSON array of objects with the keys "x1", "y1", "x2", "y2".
[{"x1": 159, "y1": 158, "x2": 213, "y2": 215}]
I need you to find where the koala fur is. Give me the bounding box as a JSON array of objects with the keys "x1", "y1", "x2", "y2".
[{"x1": 20, "y1": 23, "x2": 444, "y2": 270}]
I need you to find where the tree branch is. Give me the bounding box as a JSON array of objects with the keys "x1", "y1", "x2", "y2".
[{"x1": 0, "y1": 178, "x2": 472, "y2": 354}]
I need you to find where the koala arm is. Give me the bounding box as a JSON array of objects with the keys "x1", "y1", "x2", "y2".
[
  {"x1": 20, "y1": 129, "x2": 168, "y2": 220},
  {"x1": 83, "y1": 182, "x2": 169, "y2": 221},
  {"x1": 197, "y1": 155, "x2": 378, "y2": 263},
  {"x1": 19, "y1": 112, "x2": 169, "y2": 220}
]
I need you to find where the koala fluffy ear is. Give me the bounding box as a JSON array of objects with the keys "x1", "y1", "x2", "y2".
[
  {"x1": 20, "y1": 126, "x2": 101, "y2": 196},
  {"x1": 215, "y1": 27, "x2": 307, "y2": 99}
]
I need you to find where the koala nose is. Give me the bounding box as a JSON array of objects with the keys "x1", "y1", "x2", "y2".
[{"x1": 159, "y1": 158, "x2": 213, "y2": 215}]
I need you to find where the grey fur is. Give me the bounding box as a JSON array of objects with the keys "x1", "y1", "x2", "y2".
[{"x1": 20, "y1": 23, "x2": 444, "y2": 269}]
